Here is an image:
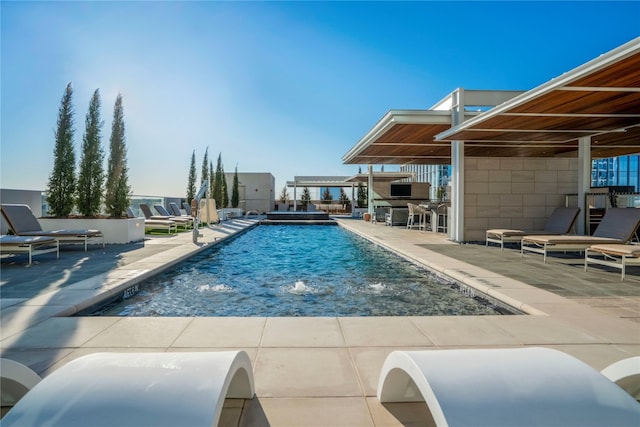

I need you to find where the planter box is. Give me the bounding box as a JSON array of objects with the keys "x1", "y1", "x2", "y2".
[{"x1": 39, "y1": 218, "x2": 145, "y2": 244}]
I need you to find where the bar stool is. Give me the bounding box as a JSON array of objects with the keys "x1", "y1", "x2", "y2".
[{"x1": 436, "y1": 203, "x2": 448, "y2": 233}]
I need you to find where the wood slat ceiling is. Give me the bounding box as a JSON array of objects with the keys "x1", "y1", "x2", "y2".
[{"x1": 344, "y1": 41, "x2": 640, "y2": 165}]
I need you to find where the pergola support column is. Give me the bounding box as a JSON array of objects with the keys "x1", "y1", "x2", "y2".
[
  {"x1": 451, "y1": 141, "x2": 464, "y2": 241},
  {"x1": 368, "y1": 164, "x2": 374, "y2": 215},
  {"x1": 577, "y1": 137, "x2": 592, "y2": 235}
]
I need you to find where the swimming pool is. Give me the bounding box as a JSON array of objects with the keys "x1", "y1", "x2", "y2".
[{"x1": 89, "y1": 225, "x2": 515, "y2": 317}]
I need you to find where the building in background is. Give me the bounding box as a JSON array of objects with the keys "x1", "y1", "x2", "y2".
[
  {"x1": 592, "y1": 155, "x2": 640, "y2": 191},
  {"x1": 399, "y1": 164, "x2": 451, "y2": 200}
]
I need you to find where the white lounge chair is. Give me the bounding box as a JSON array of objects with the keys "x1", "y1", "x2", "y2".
[
  {"x1": 377, "y1": 348, "x2": 640, "y2": 427},
  {"x1": 601, "y1": 356, "x2": 640, "y2": 401},
  {"x1": 0, "y1": 358, "x2": 42, "y2": 410},
  {"x1": 521, "y1": 208, "x2": 640, "y2": 262},
  {"x1": 486, "y1": 207, "x2": 580, "y2": 250},
  {"x1": 1, "y1": 351, "x2": 255, "y2": 427},
  {"x1": 1, "y1": 204, "x2": 104, "y2": 251},
  {"x1": 0, "y1": 235, "x2": 59, "y2": 264}
]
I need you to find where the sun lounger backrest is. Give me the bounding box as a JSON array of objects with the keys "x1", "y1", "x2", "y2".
[
  {"x1": 0, "y1": 204, "x2": 44, "y2": 234},
  {"x1": 593, "y1": 208, "x2": 640, "y2": 240},
  {"x1": 182, "y1": 202, "x2": 192, "y2": 215},
  {"x1": 543, "y1": 207, "x2": 580, "y2": 234},
  {"x1": 154, "y1": 204, "x2": 171, "y2": 216},
  {"x1": 139, "y1": 204, "x2": 154, "y2": 219},
  {"x1": 169, "y1": 202, "x2": 182, "y2": 216}
]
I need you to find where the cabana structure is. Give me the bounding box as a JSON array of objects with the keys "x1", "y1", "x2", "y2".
[
  {"x1": 343, "y1": 37, "x2": 640, "y2": 242},
  {"x1": 287, "y1": 172, "x2": 417, "y2": 215}
]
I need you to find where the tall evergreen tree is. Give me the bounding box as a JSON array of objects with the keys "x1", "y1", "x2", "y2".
[
  {"x1": 301, "y1": 186, "x2": 311, "y2": 210},
  {"x1": 279, "y1": 185, "x2": 289, "y2": 204},
  {"x1": 186, "y1": 150, "x2": 197, "y2": 204},
  {"x1": 104, "y1": 93, "x2": 131, "y2": 217},
  {"x1": 322, "y1": 187, "x2": 333, "y2": 202},
  {"x1": 209, "y1": 159, "x2": 214, "y2": 203},
  {"x1": 231, "y1": 165, "x2": 240, "y2": 208},
  {"x1": 357, "y1": 166, "x2": 367, "y2": 208},
  {"x1": 339, "y1": 187, "x2": 349, "y2": 209},
  {"x1": 47, "y1": 82, "x2": 76, "y2": 216},
  {"x1": 221, "y1": 161, "x2": 229, "y2": 208},
  {"x1": 77, "y1": 89, "x2": 104, "y2": 217},
  {"x1": 200, "y1": 147, "x2": 209, "y2": 190},
  {"x1": 212, "y1": 153, "x2": 224, "y2": 206}
]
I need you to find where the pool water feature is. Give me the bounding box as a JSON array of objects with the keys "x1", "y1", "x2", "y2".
[{"x1": 90, "y1": 225, "x2": 514, "y2": 317}]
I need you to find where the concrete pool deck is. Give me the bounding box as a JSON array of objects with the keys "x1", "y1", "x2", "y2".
[{"x1": 1, "y1": 217, "x2": 639, "y2": 425}]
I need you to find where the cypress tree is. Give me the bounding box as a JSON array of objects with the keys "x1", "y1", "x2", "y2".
[
  {"x1": 47, "y1": 82, "x2": 76, "y2": 216},
  {"x1": 301, "y1": 186, "x2": 311, "y2": 210},
  {"x1": 231, "y1": 165, "x2": 240, "y2": 208},
  {"x1": 357, "y1": 166, "x2": 367, "y2": 208},
  {"x1": 77, "y1": 89, "x2": 104, "y2": 217},
  {"x1": 322, "y1": 187, "x2": 332, "y2": 202},
  {"x1": 212, "y1": 153, "x2": 223, "y2": 206},
  {"x1": 200, "y1": 147, "x2": 209, "y2": 191},
  {"x1": 339, "y1": 187, "x2": 349, "y2": 209},
  {"x1": 186, "y1": 150, "x2": 197, "y2": 204},
  {"x1": 279, "y1": 185, "x2": 289, "y2": 205},
  {"x1": 209, "y1": 159, "x2": 214, "y2": 203},
  {"x1": 104, "y1": 93, "x2": 131, "y2": 217},
  {"x1": 221, "y1": 161, "x2": 229, "y2": 208}
]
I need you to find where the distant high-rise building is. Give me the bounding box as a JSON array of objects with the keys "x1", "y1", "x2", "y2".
[
  {"x1": 399, "y1": 164, "x2": 451, "y2": 200},
  {"x1": 592, "y1": 155, "x2": 639, "y2": 191}
]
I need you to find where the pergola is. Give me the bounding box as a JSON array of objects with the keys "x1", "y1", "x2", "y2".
[
  {"x1": 287, "y1": 173, "x2": 415, "y2": 212},
  {"x1": 343, "y1": 37, "x2": 640, "y2": 241}
]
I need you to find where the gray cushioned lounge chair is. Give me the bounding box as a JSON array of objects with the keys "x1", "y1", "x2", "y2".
[
  {"x1": 486, "y1": 207, "x2": 580, "y2": 250},
  {"x1": 0, "y1": 235, "x2": 59, "y2": 264},
  {"x1": 521, "y1": 208, "x2": 640, "y2": 262},
  {"x1": 1, "y1": 204, "x2": 104, "y2": 251},
  {"x1": 585, "y1": 243, "x2": 640, "y2": 281},
  {"x1": 127, "y1": 207, "x2": 177, "y2": 235},
  {"x1": 153, "y1": 204, "x2": 193, "y2": 229}
]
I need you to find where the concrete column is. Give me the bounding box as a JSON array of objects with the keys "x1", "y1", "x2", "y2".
[
  {"x1": 577, "y1": 137, "x2": 592, "y2": 235},
  {"x1": 449, "y1": 88, "x2": 465, "y2": 242},
  {"x1": 451, "y1": 141, "x2": 464, "y2": 241},
  {"x1": 368, "y1": 165, "x2": 374, "y2": 214},
  {"x1": 293, "y1": 183, "x2": 297, "y2": 212}
]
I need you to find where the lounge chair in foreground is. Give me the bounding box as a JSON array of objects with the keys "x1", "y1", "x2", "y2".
[
  {"x1": 2, "y1": 351, "x2": 255, "y2": 427},
  {"x1": 585, "y1": 243, "x2": 640, "y2": 281},
  {"x1": 0, "y1": 235, "x2": 59, "y2": 265},
  {"x1": 521, "y1": 207, "x2": 640, "y2": 263},
  {"x1": 153, "y1": 204, "x2": 193, "y2": 229},
  {"x1": 377, "y1": 348, "x2": 640, "y2": 427},
  {"x1": 601, "y1": 356, "x2": 640, "y2": 401},
  {"x1": 0, "y1": 204, "x2": 104, "y2": 251},
  {"x1": 0, "y1": 358, "x2": 42, "y2": 411},
  {"x1": 127, "y1": 208, "x2": 177, "y2": 235},
  {"x1": 486, "y1": 207, "x2": 580, "y2": 250}
]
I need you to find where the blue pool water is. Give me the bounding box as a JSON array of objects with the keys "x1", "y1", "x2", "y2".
[{"x1": 92, "y1": 225, "x2": 513, "y2": 317}]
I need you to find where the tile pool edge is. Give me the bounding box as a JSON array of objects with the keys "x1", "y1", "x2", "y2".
[{"x1": 336, "y1": 221, "x2": 546, "y2": 316}]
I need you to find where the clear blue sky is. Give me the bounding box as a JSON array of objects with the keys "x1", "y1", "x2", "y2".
[{"x1": 2, "y1": 1, "x2": 639, "y2": 197}]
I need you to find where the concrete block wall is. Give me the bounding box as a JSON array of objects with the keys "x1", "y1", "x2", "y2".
[{"x1": 464, "y1": 157, "x2": 579, "y2": 241}]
